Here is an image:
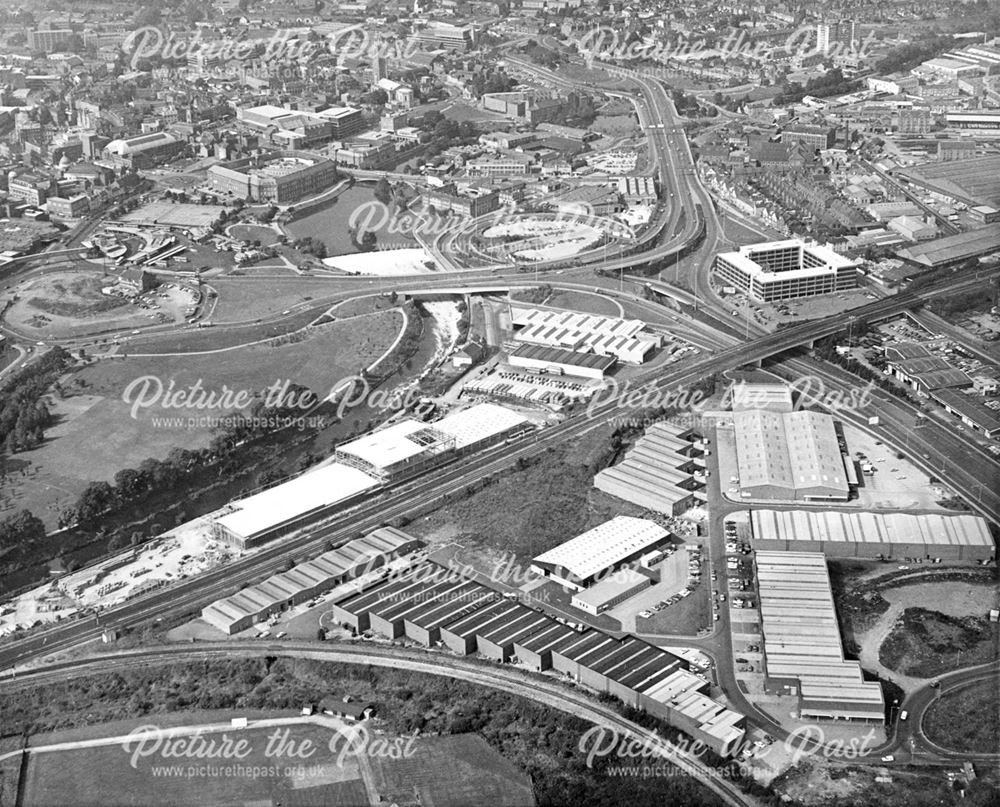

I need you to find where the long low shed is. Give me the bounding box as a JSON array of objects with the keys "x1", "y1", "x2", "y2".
[
  {"x1": 755, "y1": 551, "x2": 885, "y2": 722},
  {"x1": 328, "y1": 560, "x2": 747, "y2": 757},
  {"x1": 750, "y1": 510, "x2": 995, "y2": 561},
  {"x1": 202, "y1": 528, "x2": 420, "y2": 634}
]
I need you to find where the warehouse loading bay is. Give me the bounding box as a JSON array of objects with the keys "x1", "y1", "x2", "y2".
[{"x1": 714, "y1": 416, "x2": 959, "y2": 511}]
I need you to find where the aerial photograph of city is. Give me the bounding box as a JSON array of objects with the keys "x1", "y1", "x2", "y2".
[{"x1": 0, "y1": 0, "x2": 997, "y2": 804}]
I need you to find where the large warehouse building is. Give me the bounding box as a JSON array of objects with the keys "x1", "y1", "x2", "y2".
[
  {"x1": 594, "y1": 421, "x2": 703, "y2": 515},
  {"x1": 201, "y1": 527, "x2": 421, "y2": 634},
  {"x1": 713, "y1": 240, "x2": 859, "y2": 302},
  {"x1": 530, "y1": 517, "x2": 672, "y2": 591},
  {"x1": 509, "y1": 307, "x2": 663, "y2": 365},
  {"x1": 213, "y1": 403, "x2": 529, "y2": 548},
  {"x1": 211, "y1": 463, "x2": 380, "y2": 550},
  {"x1": 896, "y1": 224, "x2": 1000, "y2": 268},
  {"x1": 508, "y1": 343, "x2": 616, "y2": 380},
  {"x1": 756, "y1": 551, "x2": 886, "y2": 722},
  {"x1": 750, "y1": 509, "x2": 995, "y2": 561},
  {"x1": 334, "y1": 403, "x2": 531, "y2": 480},
  {"x1": 733, "y1": 410, "x2": 850, "y2": 501},
  {"x1": 330, "y1": 559, "x2": 746, "y2": 756}
]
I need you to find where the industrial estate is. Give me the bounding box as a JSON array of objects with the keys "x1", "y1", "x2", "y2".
[{"x1": 0, "y1": 1, "x2": 997, "y2": 806}]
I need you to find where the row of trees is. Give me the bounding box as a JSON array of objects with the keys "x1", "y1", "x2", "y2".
[
  {"x1": 877, "y1": 34, "x2": 954, "y2": 74},
  {"x1": 771, "y1": 68, "x2": 861, "y2": 106},
  {"x1": 0, "y1": 347, "x2": 69, "y2": 454},
  {"x1": 929, "y1": 284, "x2": 998, "y2": 318},
  {"x1": 72, "y1": 387, "x2": 318, "y2": 527}
]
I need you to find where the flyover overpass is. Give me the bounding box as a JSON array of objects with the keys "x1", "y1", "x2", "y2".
[{"x1": 404, "y1": 285, "x2": 513, "y2": 297}]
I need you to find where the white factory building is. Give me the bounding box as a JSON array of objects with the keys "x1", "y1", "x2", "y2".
[
  {"x1": 212, "y1": 463, "x2": 380, "y2": 551},
  {"x1": 713, "y1": 240, "x2": 859, "y2": 302},
  {"x1": 509, "y1": 306, "x2": 662, "y2": 364},
  {"x1": 213, "y1": 404, "x2": 530, "y2": 550},
  {"x1": 335, "y1": 403, "x2": 531, "y2": 480},
  {"x1": 732, "y1": 409, "x2": 851, "y2": 501},
  {"x1": 531, "y1": 516, "x2": 671, "y2": 591},
  {"x1": 756, "y1": 551, "x2": 886, "y2": 722}
]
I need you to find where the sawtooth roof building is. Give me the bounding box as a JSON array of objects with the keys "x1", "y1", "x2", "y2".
[
  {"x1": 750, "y1": 509, "x2": 995, "y2": 561},
  {"x1": 755, "y1": 551, "x2": 885, "y2": 722},
  {"x1": 530, "y1": 517, "x2": 671, "y2": 591},
  {"x1": 201, "y1": 528, "x2": 421, "y2": 634},
  {"x1": 330, "y1": 559, "x2": 746, "y2": 756},
  {"x1": 593, "y1": 421, "x2": 704, "y2": 515},
  {"x1": 733, "y1": 410, "x2": 850, "y2": 501},
  {"x1": 509, "y1": 306, "x2": 662, "y2": 365}
]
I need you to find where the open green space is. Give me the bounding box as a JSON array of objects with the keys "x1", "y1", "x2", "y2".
[
  {"x1": 208, "y1": 277, "x2": 349, "y2": 323},
  {"x1": 5, "y1": 269, "x2": 186, "y2": 338},
  {"x1": 22, "y1": 724, "x2": 370, "y2": 807},
  {"x1": 27, "y1": 274, "x2": 130, "y2": 318},
  {"x1": 441, "y1": 101, "x2": 510, "y2": 123},
  {"x1": 409, "y1": 428, "x2": 622, "y2": 564},
  {"x1": 555, "y1": 64, "x2": 635, "y2": 91},
  {"x1": 878, "y1": 607, "x2": 997, "y2": 678},
  {"x1": 923, "y1": 678, "x2": 1000, "y2": 754},
  {"x1": 2, "y1": 312, "x2": 403, "y2": 529},
  {"x1": 228, "y1": 223, "x2": 282, "y2": 245},
  {"x1": 591, "y1": 115, "x2": 640, "y2": 137},
  {"x1": 546, "y1": 289, "x2": 624, "y2": 318},
  {"x1": 4, "y1": 657, "x2": 725, "y2": 807}
]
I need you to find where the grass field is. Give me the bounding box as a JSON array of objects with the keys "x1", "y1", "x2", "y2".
[
  {"x1": 546, "y1": 289, "x2": 624, "y2": 318},
  {"x1": 924, "y1": 679, "x2": 1000, "y2": 754},
  {"x1": 21, "y1": 724, "x2": 369, "y2": 807},
  {"x1": 442, "y1": 102, "x2": 510, "y2": 123},
  {"x1": 208, "y1": 277, "x2": 352, "y2": 323},
  {"x1": 591, "y1": 115, "x2": 640, "y2": 138},
  {"x1": 124, "y1": 307, "x2": 324, "y2": 354},
  {"x1": 555, "y1": 64, "x2": 636, "y2": 91},
  {"x1": 228, "y1": 223, "x2": 282, "y2": 245},
  {"x1": 2, "y1": 311, "x2": 404, "y2": 527}
]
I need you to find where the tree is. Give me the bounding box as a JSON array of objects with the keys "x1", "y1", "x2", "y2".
[
  {"x1": 373, "y1": 177, "x2": 392, "y2": 206},
  {"x1": 0, "y1": 510, "x2": 45, "y2": 549},
  {"x1": 114, "y1": 468, "x2": 146, "y2": 500},
  {"x1": 75, "y1": 481, "x2": 115, "y2": 523},
  {"x1": 364, "y1": 88, "x2": 389, "y2": 107},
  {"x1": 359, "y1": 231, "x2": 378, "y2": 252}
]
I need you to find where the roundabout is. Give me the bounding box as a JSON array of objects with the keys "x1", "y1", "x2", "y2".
[{"x1": 470, "y1": 211, "x2": 634, "y2": 264}]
